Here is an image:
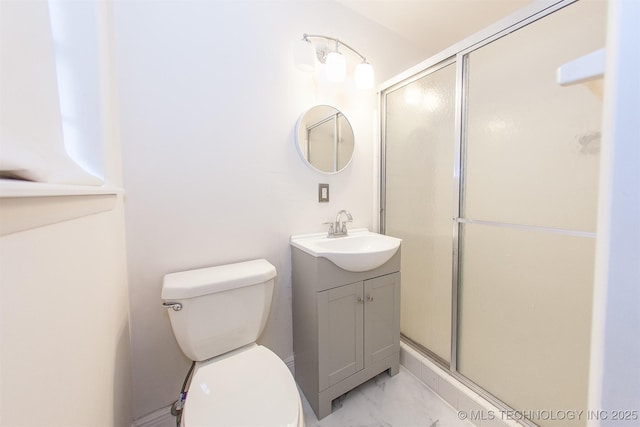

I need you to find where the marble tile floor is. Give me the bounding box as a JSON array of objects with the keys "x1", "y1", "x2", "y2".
[{"x1": 301, "y1": 366, "x2": 472, "y2": 427}]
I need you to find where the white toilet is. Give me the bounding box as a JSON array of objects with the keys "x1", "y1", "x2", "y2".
[{"x1": 162, "y1": 259, "x2": 304, "y2": 427}]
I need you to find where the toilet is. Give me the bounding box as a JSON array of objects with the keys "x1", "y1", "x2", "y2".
[{"x1": 162, "y1": 259, "x2": 304, "y2": 427}]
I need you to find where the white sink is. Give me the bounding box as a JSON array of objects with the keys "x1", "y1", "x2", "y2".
[{"x1": 290, "y1": 228, "x2": 402, "y2": 272}]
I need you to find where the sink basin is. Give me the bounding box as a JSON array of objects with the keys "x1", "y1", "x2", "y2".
[{"x1": 290, "y1": 228, "x2": 402, "y2": 272}]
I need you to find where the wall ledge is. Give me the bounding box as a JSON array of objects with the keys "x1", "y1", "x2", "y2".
[
  {"x1": 0, "y1": 178, "x2": 124, "y2": 198},
  {"x1": 0, "y1": 179, "x2": 124, "y2": 236}
]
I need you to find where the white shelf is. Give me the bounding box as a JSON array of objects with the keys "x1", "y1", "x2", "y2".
[
  {"x1": 557, "y1": 48, "x2": 605, "y2": 86},
  {"x1": 0, "y1": 179, "x2": 124, "y2": 236},
  {"x1": 0, "y1": 179, "x2": 123, "y2": 198}
]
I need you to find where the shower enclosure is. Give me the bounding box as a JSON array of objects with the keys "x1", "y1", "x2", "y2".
[{"x1": 381, "y1": 1, "x2": 606, "y2": 425}]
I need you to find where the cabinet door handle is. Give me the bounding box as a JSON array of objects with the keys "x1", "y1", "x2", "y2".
[
  {"x1": 367, "y1": 295, "x2": 374, "y2": 302},
  {"x1": 357, "y1": 296, "x2": 364, "y2": 304}
]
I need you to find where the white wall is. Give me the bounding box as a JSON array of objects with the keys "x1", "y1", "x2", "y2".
[
  {"x1": 113, "y1": 0, "x2": 424, "y2": 420},
  {"x1": 0, "y1": 1, "x2": 131, "y2": 425},
  {"x1": 0, "y1": 199, "x2": 132, "y2": 426},
  {"x1": 589, "y1": 0, "x2": 640, "y2": 423}
]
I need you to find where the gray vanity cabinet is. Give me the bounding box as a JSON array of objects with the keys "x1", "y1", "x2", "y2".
[
  {"x1": 292, "y1": 248, "x2": 401, "y2": 419},
  {"x1": 318, "y1": 282, "x2": 364, "y2": 390}
]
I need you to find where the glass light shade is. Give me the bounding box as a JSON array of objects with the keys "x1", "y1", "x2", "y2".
[
  {"x1": 355, "y1": 62, "x2": 374, "y2": 89},
  {"x1": 325, "y1": 51, "x2": 346, "y2": 82},
  {"x1": 294, "y1": 39, "x2": 316, "y2": 72}
]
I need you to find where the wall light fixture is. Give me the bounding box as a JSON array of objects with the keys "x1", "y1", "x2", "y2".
[{"x1": 294, "y1": 34, "x2": 374, "y2": 89}]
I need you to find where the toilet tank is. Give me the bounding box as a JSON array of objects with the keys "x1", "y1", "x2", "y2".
[{"x1": 161, "y1": 259, "x2": 276, "y2": 361}]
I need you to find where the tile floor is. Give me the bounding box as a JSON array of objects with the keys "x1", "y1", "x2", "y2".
[
  {"x1": 152, "y1": 365, "x2": 473, "y2": 427},
  {"x1": 301, "y1": 366, "x2": 472, "y2": 427}
]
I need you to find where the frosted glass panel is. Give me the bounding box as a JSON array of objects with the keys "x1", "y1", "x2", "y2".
[
  {"x1": 384, "y1": 63, "x2": 456, "y2": 362},
  {"x1": 457, "y1": 2, "x2": 606, "y2": 425},
  {"x1": 458, "y1": 223, "x2": 595, "y2": 426},
  {"x1": 464, "y1": 0, "x2": 606, "y2": 232}
]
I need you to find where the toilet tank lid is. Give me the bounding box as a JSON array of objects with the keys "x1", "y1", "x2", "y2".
[{"x1": 161, "y1": 259, "x2": 276, "y2": 300}]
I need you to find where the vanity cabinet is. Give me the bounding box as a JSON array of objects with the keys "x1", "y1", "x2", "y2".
[{"x1": 292, "y1": 248, "x2": 400, "y2": 419}]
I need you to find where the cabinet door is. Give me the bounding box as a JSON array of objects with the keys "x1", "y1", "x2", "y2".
[
  {"x1": 364, "y1": 273, "x2": 400, "y2": 366},
  {"x1": 318, "y1": 282, "x2": 364, "y2": 391}
]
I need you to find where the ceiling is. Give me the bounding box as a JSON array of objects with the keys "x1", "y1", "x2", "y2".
[{"x1": 336, "y1": 0, "x2": 535, "y2": 57}]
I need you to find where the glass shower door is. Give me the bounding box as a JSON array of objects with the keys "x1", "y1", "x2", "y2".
[
  {"x1": 384, "y1": 62, "x2": 457, "y2": 363},
  {"x1": 457, "y1": 1, "x2": 606, "y2": 425}
]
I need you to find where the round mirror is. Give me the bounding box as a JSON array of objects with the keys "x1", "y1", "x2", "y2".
[{"x1": 295, "y1": 105, "x2": 355, "y2": 174}]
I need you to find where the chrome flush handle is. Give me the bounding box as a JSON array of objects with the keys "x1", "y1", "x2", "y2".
[{"x1": 162, "y1": 302, "x2": 182, "y2": 311}]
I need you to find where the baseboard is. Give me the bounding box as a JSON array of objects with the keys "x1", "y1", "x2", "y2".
[
  {"x1": 284, "y1": 354, "x2": 295, "y2": 373},
  {"x1": 132, "y1": 405, "x2": 174, "y2": 427}
]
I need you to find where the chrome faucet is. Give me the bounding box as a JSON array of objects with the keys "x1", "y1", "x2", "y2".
[{"x1": 326, "y1": 210, "x2": 353, "y2": 238}]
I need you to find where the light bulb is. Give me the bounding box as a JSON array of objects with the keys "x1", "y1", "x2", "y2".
[
  {"x1": 294, "y1": 38, "x2": 316, "y2": 72},
  {"x1": 355, "y1": 61, "x2": 374, "y2": 89},
  {"x1": 325, "y1": 51, "x2": 346, "y2": 82}
]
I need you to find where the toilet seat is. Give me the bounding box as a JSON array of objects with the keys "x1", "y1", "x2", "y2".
[{"x1": 183, "y1": 344, "x2": 303, "y2": 427}]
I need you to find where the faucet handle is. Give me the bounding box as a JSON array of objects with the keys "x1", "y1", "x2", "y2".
[
  {"x1": 339, "y1": 219, "x2": 352, "y2": 233},
  {"x1": 323, "y1": 221, "x2": 335, "y2": 237}
]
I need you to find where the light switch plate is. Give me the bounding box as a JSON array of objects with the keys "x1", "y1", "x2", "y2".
[{"x1": 318, "y1": 183, "x2": 329, "y2": 202}]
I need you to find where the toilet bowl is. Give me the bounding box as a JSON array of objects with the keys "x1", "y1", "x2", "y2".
[
  {"x1": 162, "y1": 259, "x2": 304, "y2": 427},
  {"x1": 185, "y1": 344, "x2": 303, "y2": 427}
]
